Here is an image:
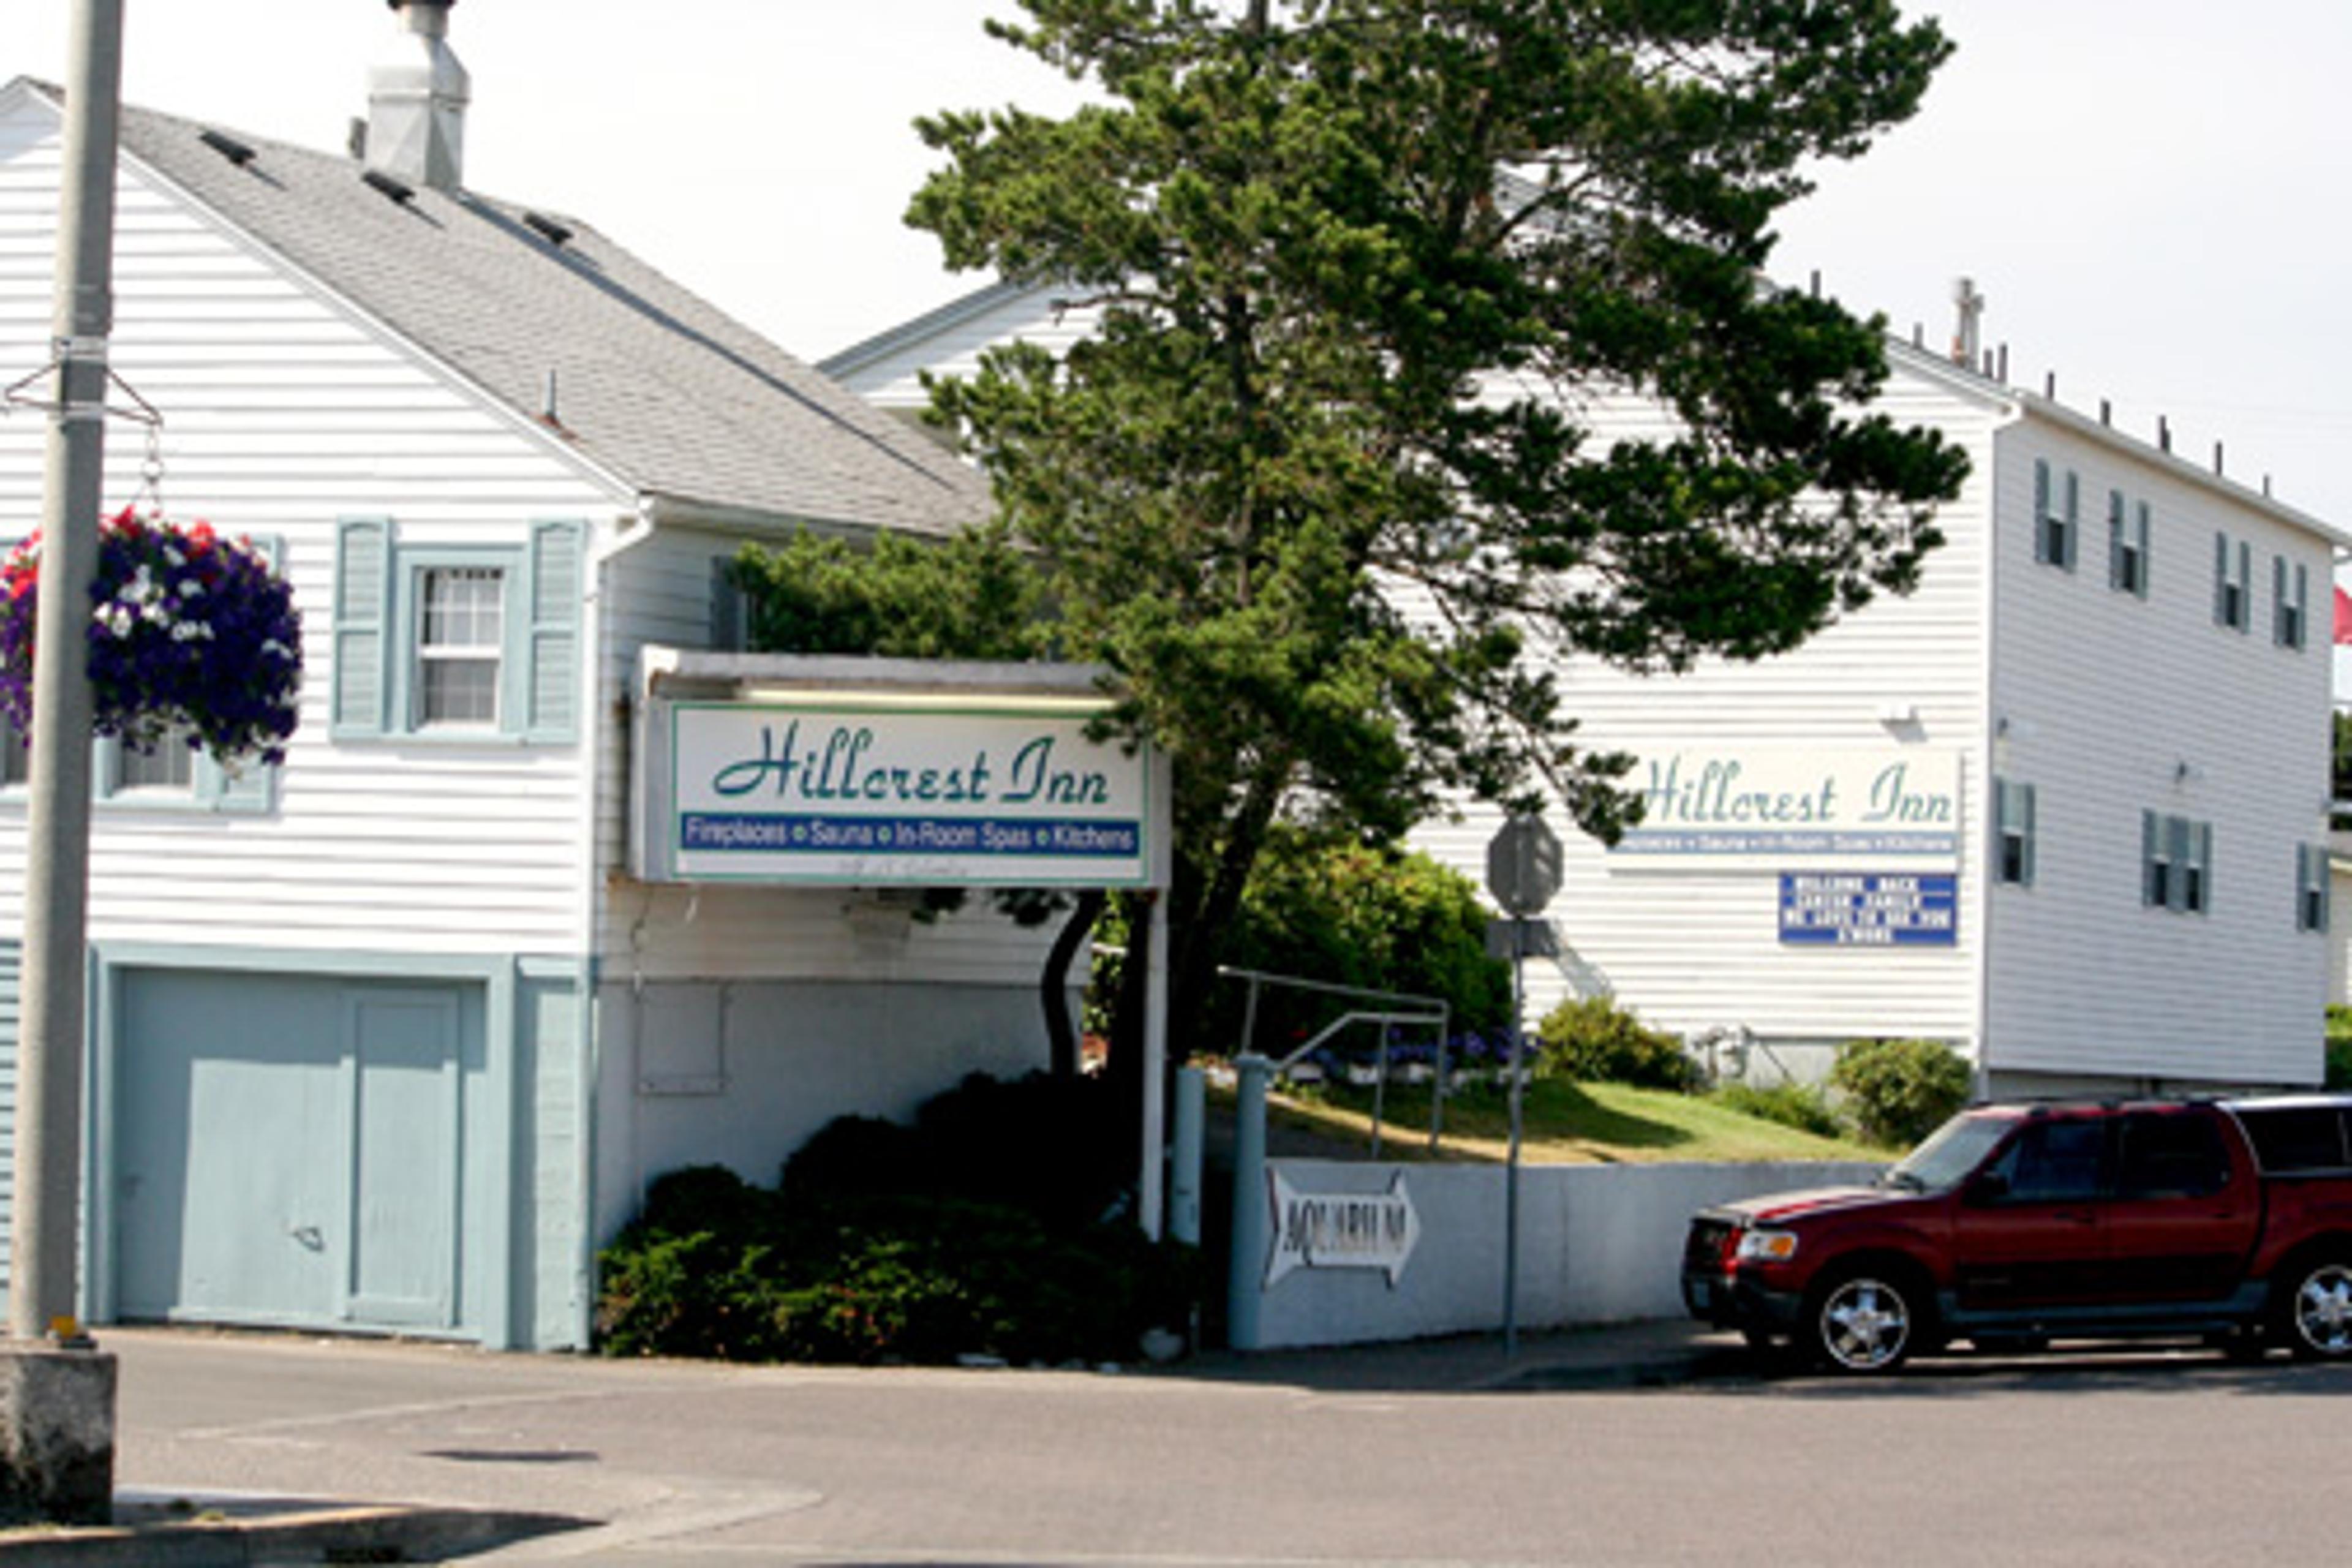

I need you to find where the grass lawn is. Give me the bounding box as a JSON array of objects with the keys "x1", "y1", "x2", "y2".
[{"x1": 1253, "y1": 1076, "x2": 1888, "y2": 1165}]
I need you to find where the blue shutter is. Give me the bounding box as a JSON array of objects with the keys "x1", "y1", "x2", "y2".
[
  {"x1": 2018, "y1": 783, "x2": 2037, "y2": 888},
  {"x1": 2274, "y1": 556, "x2": 2290, "y2": 644},
  {"x1": 522, "y1": 520, "x2": 586, "y2": 744},
  {"x1": 2142, "y1": 810, "x2": 2162, "y2": 907},
  {"x1": 2061, "y1": 469, "x2": 2079, "y2": 570},
  {"x1": 2034, "y1": 461, "x2": 2052, "y2": 562},
  {"x1": 333, "y1": 519, "x2": 393, "y2": 737},
  {"x1": 2135, "y1": 502, "x2": 2152, "y2": 600},
  {"x1": 2107, "y1": 490, "x2": 2125, "y2": 589},
  {"x1": 2236, "y1": 542, "x2": 2252, "y2": 635}
]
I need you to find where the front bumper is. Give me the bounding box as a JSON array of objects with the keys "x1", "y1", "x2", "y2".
[
  {"x1": 1681, "y1": 1213, "x2": 1804, "y2": 1333},
  {"x1": 1681, "y1": 1268, "x2": 1804, "y2": 1334}
]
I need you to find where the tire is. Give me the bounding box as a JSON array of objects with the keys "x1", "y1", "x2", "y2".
[
  {"x1": 2275, "y1": 1254, "x2": 2352, "y2": 1360},
  {"x1": 1806, "y1": 1267, "x2": 1926, "y2": 1374}
]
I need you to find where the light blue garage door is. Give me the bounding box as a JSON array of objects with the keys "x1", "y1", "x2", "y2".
[{"x1": 112, "y1": 970, "x2": 483, "y2": 1338}]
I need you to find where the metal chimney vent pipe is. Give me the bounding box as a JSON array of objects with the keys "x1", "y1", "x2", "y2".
[{"x1": 367, "y1": 0, "x2": 468, "y2": 192}]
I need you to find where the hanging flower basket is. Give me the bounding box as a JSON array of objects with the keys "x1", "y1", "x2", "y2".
[{"x1": 0, "y1": 508, "x2": 303, "y2": 767}]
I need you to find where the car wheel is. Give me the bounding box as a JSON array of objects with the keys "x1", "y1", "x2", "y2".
[
  {"x1": 1807, "y1": 1268, "x2": 1922, "y2": 1374},
  {"x1": 2278, "y1": 1256, "x2": 2352, "y2": 1360}
]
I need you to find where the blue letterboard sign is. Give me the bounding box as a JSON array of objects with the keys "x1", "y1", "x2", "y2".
[{"x1": 1778, "y1": 872, "x2": 1958, "y2": 947}]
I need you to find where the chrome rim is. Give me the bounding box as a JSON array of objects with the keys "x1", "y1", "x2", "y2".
[
  {"x1": 2294, "y1": 1264, "x2": 2352, "y2": 1355},
  {"x1": 1820, "y1": 1278, "x2": 1910, "y2": 1371}
]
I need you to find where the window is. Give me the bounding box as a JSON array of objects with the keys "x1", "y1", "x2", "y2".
[
  {"x1": 2143, "y1": 810, "x2": 2212, "y2": 914},
  {"x1": 113, "y1": 733, "x2": 195, "y2": 793},
  {"x1": 2107, "y1": 491, "x2": 2150, "y2": 597},
  {"x1": 417, "y1": 566, "x2": 505, "y2": 728},
  {"x1": 2213, "y1": 532, "x2": 2252, "y2": 631},
  {"x1": 2274, "y1": 557, "x2": 2309, "y2": 649},
  {"x1": 1994, "y1": 777, "x2": 2036, "y2": 886},
  {"x1": 2116, "y1": 1112, "x2": 2228, "y2": 1200},
  {"x1": 2239, "y1": 1106, "x2": 2351, "y2": 1173},
  {"x1": 2033, "y1": 459, "x2": 2077, "y2": 570},
  {"x1": 1987, "y1": 1118, "x2": 2107, "y2": 1204},
  {"x1": 0, "y1": 538, "x2": 278, "y2": 815},
  {"x1": 333, "y1": 518, "x2": 584, "y2": 743},
  {"x1": 2297, "y1": 842, "x2": 2330, "y2": 933}
]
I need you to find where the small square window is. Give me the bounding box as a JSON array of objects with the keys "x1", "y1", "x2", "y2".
[{"x1": 116, "y1": 735, "x2": 195, "y2": 793}]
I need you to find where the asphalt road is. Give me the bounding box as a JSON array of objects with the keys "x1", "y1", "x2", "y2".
[{"x1": 100, "y1": 1325, "x2": 2352, "y2": 1566}]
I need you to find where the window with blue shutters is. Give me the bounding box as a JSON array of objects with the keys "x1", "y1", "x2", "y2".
[
  {"x1": 2143, "y1": 810, "x2": 2212, "y2": 915},
  {"x1": 2274, "y1": 556, "x2": 2309, "y2": 649},
  {"x1": 2297, "y1": 843, "x2": 2330, "y2": 933},
  {"x1": 0, "y1": 535, "x2": 284, "y2": 815},
  {"x1": 1994, "y1": 778, "x2": 2036, "y2": 886},
  {"x1": 333, "y1": 517, "x2": 586, "y2": 745},
  {"x1": 2108, "y1": 491, "x2": 2149, "y2": 597},
  {"x1": 2034, "y1": 459, "x2": 2077, "y2": 570},
  {"x1": 2213, "y1": 532, "x2": 2252, "y2": 631}
]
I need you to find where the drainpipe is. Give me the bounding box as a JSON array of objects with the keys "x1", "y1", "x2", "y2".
[{"x1": 565, "y1": 498, "x2": 661, "y2": 1347}]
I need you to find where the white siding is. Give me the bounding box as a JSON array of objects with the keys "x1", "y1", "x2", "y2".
[
  {"x1": 1412, "y1": 364, "x2": 2007, "y2": 1049},
  {"x1": 829, "y1": 285, "x2": 1102, "y2": 412},
  {"x1": 0, "y1": 99, "x2": 621, "y2": 956},
  {"x1": 1983, "y1": 420, "x2": 2334, "y2": 1086}
]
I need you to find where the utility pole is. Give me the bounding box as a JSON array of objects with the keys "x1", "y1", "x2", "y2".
[
  {"x1": 0, "y1": 0, "x2": 124, "y2": 1525},
  {"x1": 15, "y1": 0, "x2": 119, "y2": 1348}
]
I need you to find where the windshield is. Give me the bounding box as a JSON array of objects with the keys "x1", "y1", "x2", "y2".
[{"x1": 1880, "y1": 1112, "x2": 2012, "y2": 1193}]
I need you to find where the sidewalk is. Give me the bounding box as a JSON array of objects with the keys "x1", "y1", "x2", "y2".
[{"x1": 0, "y1": 1317, "x2": 1744, "y2": 1564}]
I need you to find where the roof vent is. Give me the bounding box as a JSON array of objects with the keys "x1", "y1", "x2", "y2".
[
  {"x1": 368, "y1": 0, "x2": 469, "y2": 192},
  {"x1": 523, "y1": 211, "x2": 574, "y2": 247},
  {"x1": 197, "y1": 128, "x2": 257, "y2": 168},
  {"x1": 361, "y1": 168, "x2": 417, "y2": 206}
]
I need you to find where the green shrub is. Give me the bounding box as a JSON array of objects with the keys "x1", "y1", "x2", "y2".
[
  {"x1": 1533, "y1": 995, "x2": 1696, "y2": 1091},
  {"x1": 1713, "y1": 1080, "x2": 1841, "y2": 1139},
  {"x1": 600, "y1": 1073, "x2": 1198, "y2": 1366},
  {"x1": 2327, "y1": 1007, "x2": 2352, "y2": 1090},
  {"x1": 1830, "y1": 1037, "x2": 1972, "y2": 1148},
  {"x1": 1207, "y1": 826, "x2": 1512, "y2": 1058}
]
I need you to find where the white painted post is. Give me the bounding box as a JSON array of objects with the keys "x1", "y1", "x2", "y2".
[
  {"x1": 1139, "y1": 891, "x2": 1169, "y2": 1240},
  {"x1": 1169, "y1": 1065, "x2": 1204, "y2": 1246}
]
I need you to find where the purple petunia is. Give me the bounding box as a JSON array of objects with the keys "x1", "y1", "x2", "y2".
[{"x1": 0, "y1": 508, "x2": 303, "y2": 767}]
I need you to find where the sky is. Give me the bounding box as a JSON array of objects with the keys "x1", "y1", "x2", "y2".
[{"x1": 14, "y1": 1, "x2": 2352, "y2": 526}]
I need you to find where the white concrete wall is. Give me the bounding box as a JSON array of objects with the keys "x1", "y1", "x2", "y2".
[
  {"x1": 590, "y1": 974, "x2": 1053, "y2": 1244},
  {"x1": 1244, "y1": 1158, "x2": 1883, "y2": 1349}
]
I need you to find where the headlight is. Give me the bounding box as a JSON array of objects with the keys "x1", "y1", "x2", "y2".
[{"x1": 1734, "y1": 1228, "x2": 1800, "y2": 1264}]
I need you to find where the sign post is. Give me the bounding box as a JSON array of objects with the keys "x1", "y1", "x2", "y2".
[{"x1": 1485, "y1": 814, "x2": 1561, "y2": 1358}]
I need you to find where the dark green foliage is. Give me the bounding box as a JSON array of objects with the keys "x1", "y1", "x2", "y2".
[
  {"x1": 727, "y1": 526, "x2": 1046, "y2": 663},
  {"x1": 1713, "y1": 1080, "x2": 1841, "y2": 1140},
  {"x1": 600, "y1": 1074, "x2": 1195, "y2": 1365},
  {"x1": 2326, "y1": 1006, "x2": 2352, "y2": 1090},
  {"x1": 908, "y1": 0, "x2": 1968, "y2": 1063},
  {"x1": 1210, "y1": 824, "x2": 1510, "y2": 1057},
  {"x1": 1830, "y1": 1037, "x2": 1972, "y2": 1149},
  {"x1": 1534, "y1": 995, "x2": 1695, "y2": 1091}
]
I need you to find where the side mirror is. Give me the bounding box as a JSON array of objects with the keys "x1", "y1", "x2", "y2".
[{"x1": 1966, "y1": 1172, "x2": 2010, "y2": 1205}]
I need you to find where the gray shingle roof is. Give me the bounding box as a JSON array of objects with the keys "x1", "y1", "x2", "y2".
[{"x1": 77, "y1": 83, "x2": 986, "y2": 538}]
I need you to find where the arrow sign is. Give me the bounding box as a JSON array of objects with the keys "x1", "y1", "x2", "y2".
[{"x1": 1264, "y1": 1169, "x2": 1422, "y2": 1290}]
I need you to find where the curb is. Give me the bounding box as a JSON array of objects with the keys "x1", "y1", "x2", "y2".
[{"x1": 0, "y1": 1502, "x2": 586, "y2": 1565}]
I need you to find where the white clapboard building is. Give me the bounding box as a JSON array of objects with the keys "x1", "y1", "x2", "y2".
[
  {"x1": 829, "y1": 279, "x2": 2348, "y2": 1098},
  {"x1": 0, "y1": 9, "x2": 1123, "y2": 1349}
]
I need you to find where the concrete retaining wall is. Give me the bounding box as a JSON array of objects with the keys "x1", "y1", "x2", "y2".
[{"x1": 1242, "y1": 1158, "x2": 1883, "y2": 1350}]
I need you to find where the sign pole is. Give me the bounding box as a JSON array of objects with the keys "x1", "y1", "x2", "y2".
[{"x1": 1503, "y1": 917, "x2": 1526, "y2": 1357}]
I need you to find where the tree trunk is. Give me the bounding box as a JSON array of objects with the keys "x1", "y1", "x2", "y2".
[{"x1": 1041, "y1": 888, "x2": 1106, "y2": 1079}]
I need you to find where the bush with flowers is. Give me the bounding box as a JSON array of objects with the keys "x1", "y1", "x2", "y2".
[{"x1": 0, "y1": 507, "x2": 301, "y2": 767}]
